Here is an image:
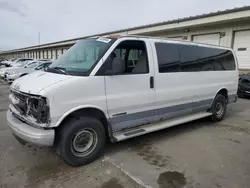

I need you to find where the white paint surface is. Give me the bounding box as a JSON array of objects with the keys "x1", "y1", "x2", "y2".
[{"x1": 10, "y1": 36, "x2": 238, "y2": 135}]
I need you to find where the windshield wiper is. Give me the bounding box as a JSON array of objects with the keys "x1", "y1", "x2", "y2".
[{"x1": 47, "y1": 67, "x2": 68, "y2": 75}]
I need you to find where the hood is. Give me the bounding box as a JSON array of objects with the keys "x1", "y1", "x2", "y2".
[
  {"x1": 0, "y1": 60, "x2": 8, "y2": 64},
  {"x1": 5, "y1": 67, "x2": 25, "y2": 74},
  {"x1": 11, "y1": 71, "x2": 73, "y2": 95},
  {"x1": 7, "y1": 67, "x2": 34, "y2": 74},
  {"x1": 0, "y1": 67, "x2": 12, "y2": 72}
]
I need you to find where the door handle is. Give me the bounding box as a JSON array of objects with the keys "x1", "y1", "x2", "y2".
[{"x1": 150, "y1": 76, "x2": 154, "y2": 89}]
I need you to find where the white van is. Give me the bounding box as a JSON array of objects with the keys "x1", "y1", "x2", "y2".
[{"x1": 7, "y1": 36, "x2": 238, "y2": 166}]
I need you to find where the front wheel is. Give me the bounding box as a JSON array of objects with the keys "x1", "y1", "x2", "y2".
[
  {"x1": 55, "y1": 117, "x2": 106, "y2": 167},
  {"x1": 211, "y1": 94, "x2": 227, "y2": 122}
]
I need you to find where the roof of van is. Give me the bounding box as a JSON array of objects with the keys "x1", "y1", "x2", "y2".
[{"x1": 108, "y1": 35, "x2": 233, "y2": 50}]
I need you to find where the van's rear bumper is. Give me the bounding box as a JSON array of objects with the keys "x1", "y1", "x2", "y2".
[{"x1": 7, "y1": 110, "x2": 55, "y2": 146}]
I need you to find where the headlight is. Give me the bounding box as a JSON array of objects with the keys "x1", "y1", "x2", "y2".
[
  {"x1": 10, "y1": 89, "x2": 51, "y2": 127},
  {"x1": 27, "y1": 96, "x2": 50, "y2": 125}
]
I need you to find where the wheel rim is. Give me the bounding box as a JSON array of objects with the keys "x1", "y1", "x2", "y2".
[
  {"x1": 71, "y1": 128, "x2": 98, "y2": 157},
  {"x1": 215, "y1": 102, "x2": 224, "y2": 117}
]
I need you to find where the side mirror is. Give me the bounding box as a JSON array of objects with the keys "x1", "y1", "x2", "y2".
[{"x1": 112, "y1": 57, "x2": 125, "y2": 75}]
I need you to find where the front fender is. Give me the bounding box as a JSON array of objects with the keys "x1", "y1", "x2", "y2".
[{"x1": 52, "y1": 105, "x2": 108, "y2": 127}]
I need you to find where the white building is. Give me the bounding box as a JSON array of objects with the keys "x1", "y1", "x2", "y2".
[{"x1": 1, "y1": 6, "x2": 250, "y2": 70}]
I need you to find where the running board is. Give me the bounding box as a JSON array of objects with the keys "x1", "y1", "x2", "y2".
[{"x1": 113, "y1": 112, "x2": 212, "y2": 141}]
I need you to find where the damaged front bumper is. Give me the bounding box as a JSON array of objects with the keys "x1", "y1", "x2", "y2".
[
  {"x1": 9, "y1": 89, "x2": 51, "y2": 128},
  {"x1": 7, "y1": 110, "x2": 55, "y2": 146}
]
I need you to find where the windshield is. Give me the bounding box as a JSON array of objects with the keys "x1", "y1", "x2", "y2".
[
  {"x1": 10, "y1": 58, "x2": 17, "y2": 61},
  {"x1": 36, "y1": 62, "x2": 52, "y2": 70},
  {"x1": 26, "y1": 61, "x2": 41, "y2": 68},
  {"x1": 49, "y1": 38, "x2": 116, "y2": 76},
  {"x1": 14, "y1": 61, "x2": 30, "y2": 67}
]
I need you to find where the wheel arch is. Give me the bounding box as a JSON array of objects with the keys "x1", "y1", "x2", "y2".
[
  {"x1": 211, "y1": 88, "x2": 229, "y2": 106},
  {"x1": 216, "y1": 88, "x2": 228, "y2": 101},
  {"x1": 20, "y1": 73, "x2": 28, "y2": 77},
  {"x1": 54, "y1": 105, "x2": 113, "y2": 141},
  {"x1": 210, "y1": 88, "x2": 228, "y2": 121}
]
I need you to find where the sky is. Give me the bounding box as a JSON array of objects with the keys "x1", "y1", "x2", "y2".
[{"x1": 0, "y1": 0, "x2": 250, "y2": 51}]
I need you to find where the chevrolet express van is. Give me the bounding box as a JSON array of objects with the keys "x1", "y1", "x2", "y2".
[{"x1": 7, "y1": 36, "x2": 238, "y2": 166}]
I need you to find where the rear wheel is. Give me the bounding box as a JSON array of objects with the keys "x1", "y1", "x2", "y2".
[
  {"x1": 211, "y1": 94, "x2": 227, "y2": 122},
  {"x1": 55, "y1": 116, "x2": 106, "y2": 167}
]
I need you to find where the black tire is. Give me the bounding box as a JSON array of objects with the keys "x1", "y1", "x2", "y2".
[
  {"x1": 55, "y1": 116, "x2": 106, "y2": 167},
  {"x1": 211, "y1": 94, "x2": 227, "y2": 122}
]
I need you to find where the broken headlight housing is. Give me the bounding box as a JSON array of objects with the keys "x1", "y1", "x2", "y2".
[
  {"x1": 26, "y1": 96, "x2": 50, "y2": 126},
  {"x1": 9, "y1": 89, "x2": 50, "y2": 127}
]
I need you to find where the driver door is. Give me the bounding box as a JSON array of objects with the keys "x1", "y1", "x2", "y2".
[{"x1": 97, "y1": 39, "x2": 156, "y2": 132}]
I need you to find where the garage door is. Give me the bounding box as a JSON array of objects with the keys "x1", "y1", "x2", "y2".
[
  {"x1": 40, "y1": 51, "x2": 43, "y2": 59},
  {"x1": 193, "y1": 34, "x2": 220, "y2": 45},
  {"x1": 52, "y1": 50, "x2": 56, "y2": 59},
  {"x1": 233, "y1": 30, "x2": 250, "y2": 69},
  {"x1": 57, "y1": 49, "x2": 62, "y2": 58},
  {"x1": 47, "y1": 50, "x2": 50, "y2": 59}
]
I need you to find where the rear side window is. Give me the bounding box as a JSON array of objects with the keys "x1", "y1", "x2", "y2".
[
  {"x1": 155, "y1": 43, "x2": 180, "y2": 73},
  {"x1": 155, "y1": 42, "x2": 236, "y2": 73},
  {"x1": 197, "y1": 47, "x2": 235, "y2": 71},
  {"x1": 179, "y1": 45, "x2": 200, "y2": 72}
]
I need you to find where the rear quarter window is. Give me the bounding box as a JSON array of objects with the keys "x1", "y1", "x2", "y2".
[
  {"x1": 155, "y1": 42, "x2": 236, "y2": 73},
  {"x1": 197, "y1": 47, "x2": 235, "y2": 71}
]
